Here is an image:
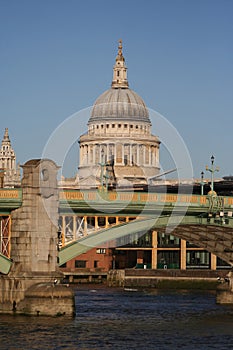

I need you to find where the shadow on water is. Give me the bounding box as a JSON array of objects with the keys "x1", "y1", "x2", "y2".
[{"x1": 1, "y1": 286, "x2": 233, "y2": 349}]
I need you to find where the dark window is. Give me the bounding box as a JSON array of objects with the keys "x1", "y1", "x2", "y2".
[
  {"x1": 94, "y1": 260, "x2": 98, "y2": 268},
  {"x1": 75, "y1": 260, "x2": 86, "y2": 268}
]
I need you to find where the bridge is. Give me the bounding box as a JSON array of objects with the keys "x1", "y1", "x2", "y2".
[
  {"x1": 1, "y1": 188, "x2": 233, "y2": 271},
  {"x1": 1, "y1": 158, "x2": 233, "y2": 315}
]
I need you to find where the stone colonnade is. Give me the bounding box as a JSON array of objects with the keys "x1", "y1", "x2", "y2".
[{"x1": 80, "y1": 143, "x2": 159, "y2": 167}]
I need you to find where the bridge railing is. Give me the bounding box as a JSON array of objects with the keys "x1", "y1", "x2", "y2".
[
  {"x1": 0, "y1": 188, "x2": 22, "y2": 212},
  {"x1": 59, "y1": 190, "x2": 233, "y2": 207}
]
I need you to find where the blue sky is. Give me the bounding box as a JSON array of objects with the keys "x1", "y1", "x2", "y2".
[{"x1": 0, "y1": 0, "x2": 232, "y2": 179}]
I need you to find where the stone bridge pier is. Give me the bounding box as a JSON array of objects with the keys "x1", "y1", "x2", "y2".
[
  {"x1": 0, "y1": 159, "x2": 75, "y2": 316},
  {"x1": 217, "y1": 271, "x2": 233, "y2": 304}
]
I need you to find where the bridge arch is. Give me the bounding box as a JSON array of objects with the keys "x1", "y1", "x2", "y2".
[{"x1": 59, "y1": 215, "x2": 233, "y2": 266}]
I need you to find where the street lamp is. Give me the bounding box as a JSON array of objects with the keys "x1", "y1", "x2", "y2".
[
  {"x1": 206, "y1": 155, "x2": 219, "y2": 195},
  {"x1": 200, "y1": 171, "x2": 205, "y2": 195}
]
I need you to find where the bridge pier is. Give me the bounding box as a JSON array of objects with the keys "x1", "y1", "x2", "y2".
[
  {"x1": 0, "y1": 159, "x2": 75, "y2": 316},
  {"x1": 216, "y1": 271, "x2": 233, "y2": 304}
]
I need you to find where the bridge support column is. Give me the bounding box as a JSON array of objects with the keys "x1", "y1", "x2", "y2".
[
  {"x1": 151, "y1": 231, "x2": 157, "y2": 269},
  {"x1": 216, "y1": 271, "x2": 233, "y2": 304},
  {"x1": 211, "y1": 253, "x2": 217, "y2": 270},
  {"x1": 94, "y1": 216, "x2": 98, "y2": 230},
  {"x1": 180, "y1": 239, "x2": 186, "y2": 270},
  {"x1": 73, "y1": 215, "x2": 77, "y2": 240},
  {"x1": 84, "y1": 216, "x2": 88, "y2": 236},
  {"x1": 62, "y1": 215, "x2": 66, "y2": 246},
  {"x1": 105, "y1": 216, "x2": 109, "y2": 228},
  {"x1": 0, "y1": 159, "x2": 75, "y2": 316}
]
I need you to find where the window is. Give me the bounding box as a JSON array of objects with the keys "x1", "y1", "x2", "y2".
[
  {"x1": 118, "y1": 124, "x2": 121, "y2": 128},
  {"x1": 96, "y1": 248, "x2": 106, "y2": 254},
  {"x1": 124, "y1": 124, "x2": 127, "y2": 128},
  {"x1": 106, "y1": 124, "x2": 109, "y2": 128},
  {"x1": 94, "y1": 260, "x2": 98, "y2": 268},
  {"x1": 75, "y1": 260, "x2": 86, "y2": 268},
  {"x1": 117, "y1": 70, "x2": 120, "y2": 77},
  {"x1": 112, "y1": 124, "x2": 115, "y2": 128},
  {"x1": 130, "y1": 125, "x2": 133, "y2": 129}
]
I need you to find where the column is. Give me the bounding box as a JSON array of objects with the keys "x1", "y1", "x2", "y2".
[
  {"x1": 137, "y1": 145, "x2": 140, "y2": 165},
  {"x1": 114, "y1": 144, "x2": 116, "y2": 164},
  {"x1": 73, "y1": 216, "x2": 77, "y2": 240},
  {"x1": 180, "y1": 239, "x2": 186, "y2": 270},
  {"x1": 151, "y1": 230, "x2": 158, "y2": 269},
  {"x1": 80, "y1": 146, "x2": 83, "y2": 166},
  {"x1": 149, "y1": 146, "x2": 152, "y2": 166},
  {"x1": 211, "y1": 253, "x2": 217, "y2": 270},
  {"x1": 153, "y1": 147, "x2": 156, "y2": 166},
  {"x1": 94, "y1": 216, "x2": 98, "y2": 230},
  {"x1": 143, "y1": 145, "x2": 146, "y2": 166},
  {"x1": 62, "y1": 216, "x2": 66, "y2": 246},
  {"x1": 129, "y1": 144, "x2": 132, "y2": 165},
  {"x1": 84, "y1": 216, "x2": 88, "y2": 236},
  {"x1": 93, "y1": 145, "x2": 96, "y2": 165},
  {"x1": 105, "y1": 216, "x2": 109, "y2": 228},
  {"x1": 122, "y1": 144, "x2": 125, "y2": 165},
  {"x1": 156, "y1": 147, "x2": 159, "y2": 167},
  {"x1": 107, "y1": 144, "x2": 109, "y2": 162}
]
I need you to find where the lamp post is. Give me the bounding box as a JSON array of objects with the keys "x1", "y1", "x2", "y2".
[
  {"x1": 200, "y1": 171, "x2": 205, "y2": 195},
  {"x1": 206, "y1": 155, "x2": 219, "y2": 195}
]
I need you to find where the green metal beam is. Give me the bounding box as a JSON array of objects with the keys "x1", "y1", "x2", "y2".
[
  {"x1": 0, "y1": 253, "x2": 12, "y2": 274},
  {"x1": 59, "y1": 215, "x2": 233, "y2": 266}
]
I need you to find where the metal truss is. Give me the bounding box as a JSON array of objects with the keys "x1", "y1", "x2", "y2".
[{"x1": 0, "y1": 215, "x2": 11, "y2": 258}]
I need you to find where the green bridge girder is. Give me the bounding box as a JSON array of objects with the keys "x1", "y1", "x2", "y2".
[
  {"x1": 1, "y1": 188, "x2": 233, "y2": 272},
  {"x1": 58, "y1": 214, "x2": 233, "y2": 266},
  {"x1": 0, "y1": 188, "x2": 22, "y2": 214},
  {"x1": 59, "y1": 190, "x2": 233, "y2": 216},
  {"x1": 0, "y1": 253, "x2": 12, "y2": 274}
]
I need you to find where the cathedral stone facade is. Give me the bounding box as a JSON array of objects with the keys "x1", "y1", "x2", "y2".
[
  {"x1": 0, "y1": 128, "x2": 20, "y2": 188},
  {"x1": 78, "y1": 40, "x2": 160, "y2": 188}
]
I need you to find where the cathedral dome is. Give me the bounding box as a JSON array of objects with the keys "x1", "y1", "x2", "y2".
[
  {"x1": 88, "y1": 40, "x2": 151, "y2": 125},
  {"x1": 89, "y1": 87, "x2": 150, "y2": 124}
]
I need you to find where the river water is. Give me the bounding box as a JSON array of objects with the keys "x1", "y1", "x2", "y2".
[{"x1": 1, "y1": 286, "x2": 233, "y2": 349}]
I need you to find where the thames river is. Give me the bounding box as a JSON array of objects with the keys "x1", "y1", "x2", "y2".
[{"x1": 1, "y1": 286, "x2": 233, "y2": 349}]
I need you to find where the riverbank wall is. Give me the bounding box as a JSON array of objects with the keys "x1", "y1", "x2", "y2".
[{"x1": 107, "y1": 269, "x2": 229, "y2": 290}]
